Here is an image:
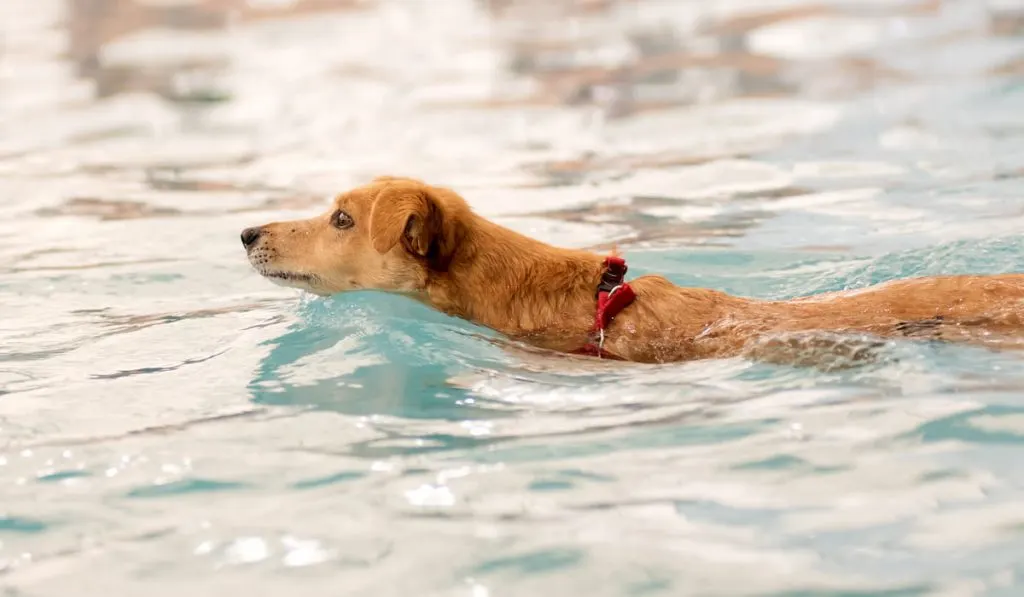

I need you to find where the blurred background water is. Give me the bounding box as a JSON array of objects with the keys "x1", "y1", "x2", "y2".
[{"x1": 2, "y1": 0, "x2": 1024, "y2": 595}]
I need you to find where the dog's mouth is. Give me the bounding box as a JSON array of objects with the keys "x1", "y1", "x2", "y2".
[
  {"x1": 264, "y1": 271, "x2": 315, "y2": 283},
  {"x1": 257, "y1": 269, "x2": 320, "y2": 288}
]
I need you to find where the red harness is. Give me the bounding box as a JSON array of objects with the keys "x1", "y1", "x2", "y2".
[{"x1": 574, "y1": 256, "x2": 637, "y2": 359}]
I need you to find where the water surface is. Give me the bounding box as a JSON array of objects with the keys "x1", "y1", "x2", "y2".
[{"x1": 2, "y1": 0, "x2": 1024, "y2": 595}]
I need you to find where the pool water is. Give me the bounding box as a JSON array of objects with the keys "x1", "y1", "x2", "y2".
[{"x1": 3, "y1": 0, "x2": 1024, "y2": 595}]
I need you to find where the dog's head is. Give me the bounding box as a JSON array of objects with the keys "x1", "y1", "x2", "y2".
[{"x1": 242, "y1": 176, "x2": 470, "y2": 296}]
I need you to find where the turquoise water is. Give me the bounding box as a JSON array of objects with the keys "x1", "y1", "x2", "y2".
[{"x1": 3, "y1": 0, "x2": 1024, "y2": 595}]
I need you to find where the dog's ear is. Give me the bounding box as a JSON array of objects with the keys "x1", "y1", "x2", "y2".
[{"x1": 369, "y1": 181, "x2": 464, "y2": 270}]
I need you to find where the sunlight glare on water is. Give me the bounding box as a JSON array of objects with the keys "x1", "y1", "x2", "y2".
[{"x1": 2, "y1": 0, "x2": 1024, "y2": 595}]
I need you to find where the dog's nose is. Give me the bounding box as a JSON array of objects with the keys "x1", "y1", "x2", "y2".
[{"x1": 241, "y1": 227, "x2": 263, "y2": 248}]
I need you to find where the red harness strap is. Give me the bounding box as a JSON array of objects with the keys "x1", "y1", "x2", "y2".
[{"x1": 575, "y1": 256, "x2": 637, "y2": 359}]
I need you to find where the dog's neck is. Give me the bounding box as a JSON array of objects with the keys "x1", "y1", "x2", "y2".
[{"x1": 423, "y1": 215, "x2": 606, "y2": 345}]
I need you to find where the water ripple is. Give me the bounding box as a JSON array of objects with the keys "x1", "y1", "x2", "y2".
[{"x1": 2, "y1": 0, "x2": 1024, "y2": 595}]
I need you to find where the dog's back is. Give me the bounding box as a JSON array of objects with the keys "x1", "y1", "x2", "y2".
[{"x1": 601, "y1": 273, "x2": 1024, "y2": 363}]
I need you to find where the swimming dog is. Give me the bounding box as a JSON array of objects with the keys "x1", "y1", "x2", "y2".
[{"x1": 242, "y1": 176, "x2": 1024, "y2": 364}]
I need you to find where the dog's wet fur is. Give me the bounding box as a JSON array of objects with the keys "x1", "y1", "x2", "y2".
[{"x1": 243, "y1": 176, "x2": 1024, "y2": 365}]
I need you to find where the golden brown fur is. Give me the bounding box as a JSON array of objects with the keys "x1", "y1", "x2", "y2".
[{"x1": 242, "y1": 177, "x2": 1024, "y2": 365}]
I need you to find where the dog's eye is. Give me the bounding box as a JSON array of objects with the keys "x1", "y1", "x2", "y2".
[{"x1": 331, "y1": 210, "x2": 354, "y2": 230}]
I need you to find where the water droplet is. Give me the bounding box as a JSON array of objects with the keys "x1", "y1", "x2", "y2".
[
  {"x1": 223, "y1": 537, "x2": 269, "y2": 565},
  {"x1": 280, "y1": 536, "x2": 333, "y2": 567},
  {"x1": 194, "y1": 541, "x2": 215, "y2": 556},
  {"x1": 461, "y1": 420, "x2": 493, "y2": 436},
  {"x1": 405, "y1": 484, "x2": 455, "y2": 507}
]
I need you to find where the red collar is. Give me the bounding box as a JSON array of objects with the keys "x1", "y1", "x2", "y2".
[{"x1": 574, "y1": 256, "x2": 637, "y2": 359}]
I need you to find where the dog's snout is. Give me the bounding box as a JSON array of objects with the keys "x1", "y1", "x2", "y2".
[{"x1": 241, "y1": 227, "x2": 263, "y2": 249}]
